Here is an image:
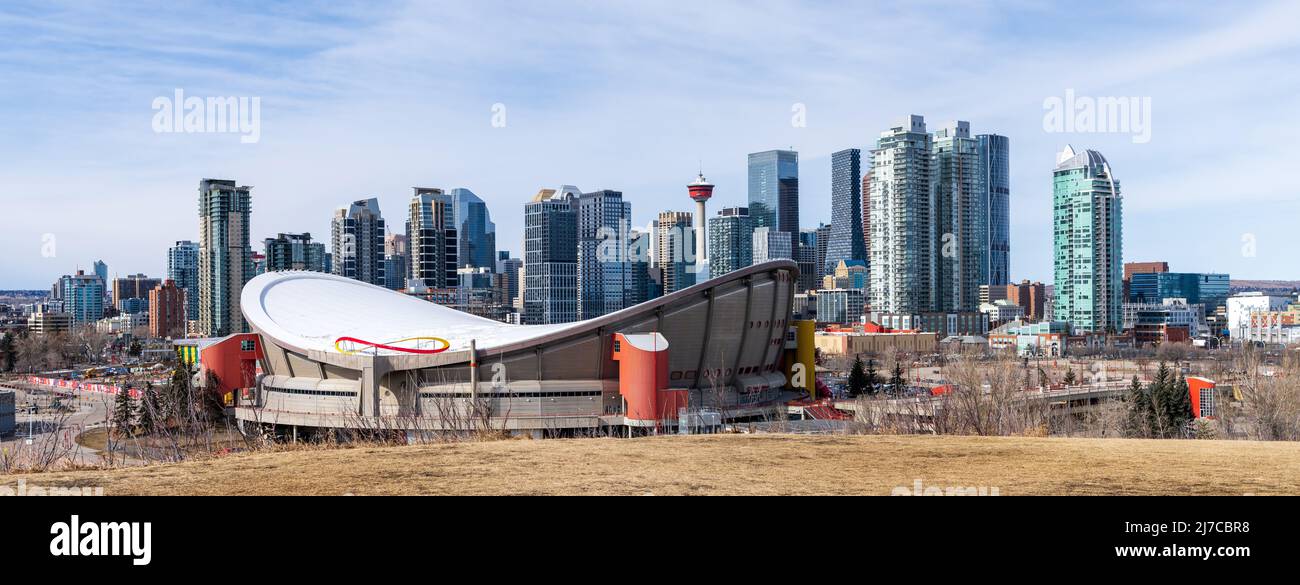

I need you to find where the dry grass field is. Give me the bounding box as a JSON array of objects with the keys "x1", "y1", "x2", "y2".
[{"x1": 5, "y1": 434, "x2": 1300, "y2": 495}]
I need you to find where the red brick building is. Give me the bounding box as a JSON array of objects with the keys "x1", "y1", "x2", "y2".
[
  {"x1": 149, "y1": 279, "x2": 187, "y2": 339},
  {"x1": 1006, "y1": 280, "x2": 1046, "y2": 321}
]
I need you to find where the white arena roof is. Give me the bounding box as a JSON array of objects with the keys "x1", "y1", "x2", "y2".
[{"x1": 242, "y1": 270, "x2": 586, "y2": 355}]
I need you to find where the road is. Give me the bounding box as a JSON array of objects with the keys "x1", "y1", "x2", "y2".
[{"x1": 0, "y1": 381, "x2": 113, "y2": 466}]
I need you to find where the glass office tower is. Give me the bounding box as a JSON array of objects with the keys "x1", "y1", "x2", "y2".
[
  {"x1": 825, "y1": 148, "x2": 865, "y2": 276},
  {"x1": 747, "y1": 150, "x2": 799, "y2": 236},
  {"x1": 978, "y1": 133, "x2": 1010, "y2": 287}
]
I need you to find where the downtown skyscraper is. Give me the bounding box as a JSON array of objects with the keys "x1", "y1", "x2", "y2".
[
  {"x1": 931, "y1": 121, "x2": 984, "y2": 313},
  {"x1": 747, "y1": 149, "x2": 799, "y2": 237},
  {"x1": 979, "y1": 133, "x2": 1011, "y2": 286},
  {"x1": 449, "y1": 188, "x2": 496, "y2": 271},
  {"x1": 407, "y1": 188, "x2": 458, "y2": 288},
  {"x1": 1053, "y1": 145, "x2": 1123, "y2": 333},
  {"x1": 332, "y1": 198, "x2": 387, "y2": 286},
  {"x1": 523, "y1": 186, "x2": 579, "y2": 325},
  {"x1": 198, "y1": 178, "x2": 253, "y2": 336},
  {"x1": 655, "y1": 210, "x2": 696, "y2": 295},
  {"x1": 868, "y1": 116, "x2": 1007, "y2": 322},
  {"x1": 869, "y1": 116, "x2": 934, "y2": 314},
  {"x1": 708, "y1": 206, "x2": 753, "y2": 277},
  {"x1": 824, "y1": 148, "x2": 865, "y2": 275},
  {"x1": 577, "y1": 189, "x2": 631, "y2": 319}
]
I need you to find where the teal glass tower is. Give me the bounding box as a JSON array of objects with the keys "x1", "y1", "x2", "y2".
[{"x1": 1052, "y1": 146, "x2": 1123, "y2": 334}]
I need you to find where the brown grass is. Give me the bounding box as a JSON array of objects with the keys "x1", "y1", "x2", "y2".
[{"x1": 5, "y1": 434, "x2": 1299, "y2": 495}]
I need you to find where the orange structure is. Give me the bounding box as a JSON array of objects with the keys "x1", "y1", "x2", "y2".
[
  {"x1": 1187, "y1": 376, "x2": 1217, "y2": 419},
  {"x1": 612, "y1": 332, "x2": 685, "y2": 427},
  {"x1": 199, "y1": 333, "x2": 264, "y2": 405}
]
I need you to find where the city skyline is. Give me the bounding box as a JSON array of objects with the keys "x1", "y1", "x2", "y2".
[{"x1": 3, "y1": 1, "x2": 1300, "y2": 288}]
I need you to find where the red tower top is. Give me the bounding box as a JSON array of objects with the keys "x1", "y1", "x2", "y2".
[{"x1": 688, "y1": 173, "x2": 714, "y2": 202}]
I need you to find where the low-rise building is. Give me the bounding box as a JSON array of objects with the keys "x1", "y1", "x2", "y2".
[
  {"x1": 979, "y1": 300, "x2": 1025, "y2": 328},
  {"x1": 1123, "y1": 298, "x2": 1206, "y2": 345},
  {"x1": 988, "y1": 320, "x2": 1070, "y2": 357},
  {"x1": 869, "y1": 311, "x2": 988, "y2": 338},
  {"x1": 1227, "y1": 292, "x2": 1295, "y2": 341},
  {"x1": 96, "y1": 312, "x2": 148, "y2": 335},
  {"x1": 26, "y1": 311, "x2": 72, "y2": 335},
  {"x1": 814, "y1": 330, "x2": 938, "y2": 356},
  {"x1": 1241, "y1": 305, "x2": 1300, "y2": 345},
  {"x1": 816, "y1": 288, "x2": 864, "y2": 325}
]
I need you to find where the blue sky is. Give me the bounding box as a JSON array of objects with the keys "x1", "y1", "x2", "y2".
[{"x1": 1, "y1": 0, "x2": 1298, "y2": 288}]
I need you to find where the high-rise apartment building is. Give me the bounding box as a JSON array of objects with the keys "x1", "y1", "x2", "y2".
[
  {"x1": 264, "y1": 232, "x2": 326, "y2": 272},
  {"x1": 860, "y1": 165, "x2": 871, "y2": 267},
  {"x1": 825, "y1": 148, "x2": 865, "y2": 275},
  {"x1": 167, "y1": 240, "x2": 199, "y2": 322},
  {"x1": 406, "y1": 188, "x2": 458, "y2": 288},
  {"x1": 1052, "y1": 146, "x2": 1123, "y2": 333},
  {"x1": 747, "y1": 149, "x2": 799, "y2": 236},
  {"x1": 869, "y1": 115, "x2": 934, "y2": 314},
  {"x1": 708, "y1": 206, "x2": 753, "y2": 277},
  {"x1": 198, "y1": 178, "x2": 253, "y2": 337},
  {"x1": 523, "y1": 187, "x2": 579, "y2": 325},
  {"x1": 932, "y1": 121, "x2": 984, "y2": 313},
  {"x1": 332, "y1": 198, "x2": 387, "y2": 286},
  {"x1": 59, "y1": 270, "x2": 104, "y2": 325}
]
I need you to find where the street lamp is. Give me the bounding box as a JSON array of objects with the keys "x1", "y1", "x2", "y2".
[{"x1": 25, "y1": 405, "x2": 35, "y2": 445}]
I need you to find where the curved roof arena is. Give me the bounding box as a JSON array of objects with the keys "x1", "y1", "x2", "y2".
[{"x1": 242, "y1": 260, "x2": 800, "y2": 357}]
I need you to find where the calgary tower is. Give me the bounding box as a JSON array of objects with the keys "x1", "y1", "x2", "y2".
[{"x1": 687, "y1": 171, "x2": 714, "y2": 269}]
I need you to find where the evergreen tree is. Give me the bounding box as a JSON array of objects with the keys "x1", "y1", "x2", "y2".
[
  {"x1": 1168, "y1": 373, "x2": 1194, "y2": 437},
  {"x1": 888, "y1": 363, "x2": 907, "y2": 396},
  {"x1": 847, "y1": 355, "x2": 868, "y2": 397},
  {"x1": 865, "y1": 359, "x2": 882, "y2": 396},
  {"x1": 165, "y1": 365, "x2": 192, "y2": 421},
  {"x1": 1123, "y1": 375, "x2": 1149, "y2": 438},
  {"x1": 137, "y1": 382, "x2": 159, "y2": 435},
  {"x1": 0, "y1": 332, "x2": 15, "y2": 372},
  {"x1": 112, "y1": 386, "x2": 136, "y2": 435}
]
